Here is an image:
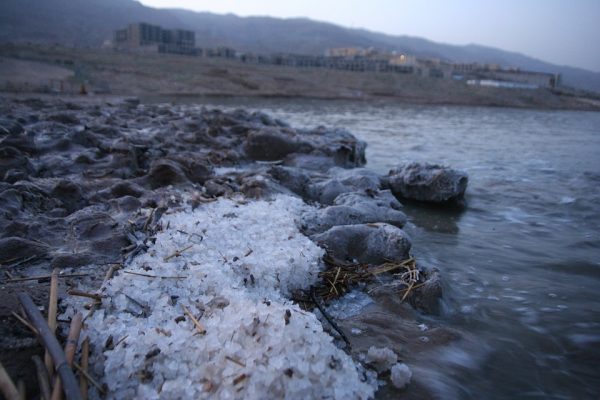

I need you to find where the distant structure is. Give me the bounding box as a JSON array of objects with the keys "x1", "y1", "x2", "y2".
[
  {"x1": 114, "y1": 23, "x2": 196, "y2": 55},
  {"x1": 110, "y1": 27, "x2": 560, "y2": 89}
]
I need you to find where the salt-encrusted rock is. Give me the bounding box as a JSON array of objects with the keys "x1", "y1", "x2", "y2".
[
  {"x1": 0, "y1": 147, "x2": 35, "y2": 180},
  {"x1": 0, "y1": 118, "x2": 25, "y2": 136},
  {"x1": 312, "y1": 168, "x2": 381, "y2": 205},
  {"x1": 303, "y1": 127, "x2": 367, "y2": 168},
  {"x1": 302, "y1": 190, "x2": 407, "y2": 235},
  {"x1": 50, "y1": 180, "x2": 88, "y2": 214},
  {"x1": 365, "y1": 346, "x2": 398, "y2": 373},
  {"x1": 283, "y1": 153, "x2": 337, "y2": 171},
  {"x1": 0, "y1": 236, "x2": 49, "y2": 260},
  {"x1": 109, "y1": 181, "x2": 146, "y2": 198},
  {"x1": 269, "y1": 166, "x2": 316, "y2": 199},
  {"x1": 388, "y1": 162, "x2": 468, "y2": 203},
  {"x1": 145, "y1": 159, "x2": 189, "y2": 189},
  {"x1": 243, "y1": 128, "x2": 312, "y2": 161},
  {"x1": 408, "y1": 267, "x2": 443, "y2": 315},
  {"x1": 312, "y1": 223, "x2": 411, "y2": 264},
  {"x1": 240, "y1": 174, "x2": 296, "y2": 199},
  {"x1": 334, "y1": 190, "x2": 402, "y2": 211},
  {"x1": 390, "y1": 363, "x2": 412, "y2": 389}
]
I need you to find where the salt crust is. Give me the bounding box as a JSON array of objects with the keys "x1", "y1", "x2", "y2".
[
  {"x1": 390, "y1": 363, "x2": 412, "y2": 389},
  {"x1": 365, "y1": 346, "x2": 398, "y2": 373},
  {"x1": 75, "y1": 195, "x2": 375, "y2": 399}
]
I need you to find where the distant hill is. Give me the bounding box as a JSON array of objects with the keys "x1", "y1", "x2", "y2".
[{"x1": 1, "y1": 0, "x2": 599, "y2": 93}]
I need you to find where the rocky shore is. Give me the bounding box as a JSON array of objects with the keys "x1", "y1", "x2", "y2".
[{"x1": 0, "y1": 96, "x2": 468, "y2": 398}]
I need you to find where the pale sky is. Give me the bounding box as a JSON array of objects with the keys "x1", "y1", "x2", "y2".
[{"x1": 138, "y1": 0, "x2": 600, "y2": 72}]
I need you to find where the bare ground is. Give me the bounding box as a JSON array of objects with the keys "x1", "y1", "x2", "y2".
[{"x1": 1, "y1": 43, "x2": 599, "y2": 111}]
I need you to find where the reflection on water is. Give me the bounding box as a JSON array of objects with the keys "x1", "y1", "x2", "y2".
[{"x1": 149, "y1": 96, "x2": 600, "y2": 399}]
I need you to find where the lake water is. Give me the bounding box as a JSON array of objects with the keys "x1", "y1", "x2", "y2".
[{"x1": 158, "y1": 97, "x2": 600, "y2": 399}]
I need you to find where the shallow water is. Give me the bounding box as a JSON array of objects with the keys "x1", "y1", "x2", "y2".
[{"x1": 154, "y1": 97, "x2": 600, "y2": 399}]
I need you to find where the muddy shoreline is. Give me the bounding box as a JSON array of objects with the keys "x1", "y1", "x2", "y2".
[{"x1": 1, "y1": 95, "x2": 463, "y2": 398}]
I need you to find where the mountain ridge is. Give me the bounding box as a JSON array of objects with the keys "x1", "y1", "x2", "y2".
[{"x1": 1, "y1": 0, "x2": 599, "y2": 92}]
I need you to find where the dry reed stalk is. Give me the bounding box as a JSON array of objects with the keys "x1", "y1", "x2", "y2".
[
  {"x1": 5, "y1": 273, "x2": 89, "y2": 283},
  {"x1": 17, "y1": 293, "x2": 82, "y2": 400},
  {"x1": 67, "y1": 290, "x2": 103, "y2": 301},
  {"x1": 163, "y1": 244, "x2": 194, "y2": 262},
  {"x1": 45, "y1": 268, "x2": 59, "y2": 375},
  {"x1": 17, "y1": 380, "x2": 25, "y2": 400},
  {"x1": 0, "y1": 361, "x2": 19, "y2": 400},
  {"x1": 32, "y1": 355, "x2": 52, "y2": 400},
  {"x1": 50, "y1": 313, "x2": 83, "y2": 400},
  {"x1": 182, "y1": 304, "x2": 206, "y2": 334},
  {"x1": 73, "y1": 364, "x2": 105, "y2": 395},
  {"x1": 79, "y1": 337, "x2": 89, "y2": 400}
]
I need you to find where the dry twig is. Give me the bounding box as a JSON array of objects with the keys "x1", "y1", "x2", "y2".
[
  {"x1": 17, "y1": 293, "x2": 82, "y2": 400},
  {"x1": 0, "y1": 361, "x2": 19, "y2": 400},
  {"x1": 182, "y1": 304, "x2": 206, "y2": 334}
]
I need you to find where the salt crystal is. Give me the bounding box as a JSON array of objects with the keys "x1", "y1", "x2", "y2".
[{"x1": 390, "y1": 363, "x2": 412, "y2": 389}]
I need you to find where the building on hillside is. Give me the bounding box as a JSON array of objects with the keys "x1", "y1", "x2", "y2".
[
  {"x1": 480, "y1": 69, "x2": 560, "y2": 89},
  {"x1": 114, "y1": 23, "x2": 197, "y2": 55},
  {"x1": 325, "y1": 47, "x2": 367, "y2": 58}
]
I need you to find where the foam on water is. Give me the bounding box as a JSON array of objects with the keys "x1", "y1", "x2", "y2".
[{"x1": 67, "y1": 195, "x2": 376, "y2": 399}]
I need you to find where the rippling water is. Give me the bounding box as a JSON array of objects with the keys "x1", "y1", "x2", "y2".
[{"x1": 156, "y1": 97, "x2": 600, "y2": 399}]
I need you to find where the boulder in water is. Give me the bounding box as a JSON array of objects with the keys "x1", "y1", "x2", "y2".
[{"x1": 388, "y1": 162, "x2": 468, "y2": 203}]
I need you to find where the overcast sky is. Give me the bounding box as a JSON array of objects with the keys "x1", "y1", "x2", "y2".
[{"x1": 138, "y1": 0, "x2": 600, "y2": 72}]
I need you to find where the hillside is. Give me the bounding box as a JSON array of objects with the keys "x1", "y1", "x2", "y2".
[{"x1": 1, "y1": 0, "x2": 599, "y2": 93}]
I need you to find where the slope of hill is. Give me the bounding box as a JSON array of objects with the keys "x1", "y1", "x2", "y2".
[{"x1": 1, "y1": 0, "x2": 599, "y2": 93}]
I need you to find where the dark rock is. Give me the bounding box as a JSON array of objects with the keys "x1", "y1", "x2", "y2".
[
  {"x1": 145, "y1": 159, "x2": 188, "y2": 189},
  {"x1": 50, "y1": 180, "x2": 88, "y2": 214},
  {"x1": 47, "y1": 113, "x2": 80, "y2": 125},
  {"x1": 409, "y1": 267, "x2": 443, "y2": 315},
  {"x1": 310, "y1": 168, "x2": 381, "y2": 205},
  {"x1": 69, "y1": 129, "x2": 100, "y2": 148},
  {"x1": 0, "y1": 119, "x2": 24, "y2": 136},
  {"x1": 303, "y1": 190, "x2": 407, "y2": 235},
  {"x1": 243, "y1": 128, "x2": 311, "y2": 161},
  {"x1": 0, "y1": 132, "x2": 36, "y2": 155},
  {"x1": 111, "y1": 195, "x2": 142, "y2": 212},
  {"x1": 333, "y1": 190, "x2": 403, "y2": 211},
  {"x1": 240, "y1": 174, "x2": 294, "y2": 199},
  {"x1": 0, "y1": 237, "x2": 49, "y2": 261},
  {"x1": 388, "y1": 162, "x2": 468, "y2": 203},
  {"x1": 204, "y1": 179, "x2": 234, "y2": 197},
  {"x1": 66, "y1": 209, "x2": 117, "y2": 241},
  {"x1": 303, "y1": 127, "x2": 367, "y2": 168},
  {"x1": 283, "y1": 154, "x2": 336, "y2": 171},
  {"x1": 109, "y1": 181, "x2": 145, "y2": 198},
  {"x1": 312, "y1": 223, "x2": 411, "y2": 264},
  {"x1": 0, "y1": 147, "x2": 35, "y2": 180},
  {"x1": 50, "y1": 252, "x2": 96, "y2": 269},
  {"x1": 3, "y1": 170, "x2": 29, "y2": 183},
  {"x1": 268, "y1": 166, "x2": 315, "y2": 199}
]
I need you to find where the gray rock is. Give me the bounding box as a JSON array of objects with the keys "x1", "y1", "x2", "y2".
[
  {"x1": 388, "y1": 162, "x2": 468, "y2": 203},
  {"x1": 302, "y1": 127, "x2": 367, "y2": 168},
  {"x1": 408, "y1": 267, "x2": 443, "y2": 315},
  {"x1": 303, "y1": 190, "x2": 407, "y2": 235},
  {"x1": 0, "y1": 237, "x2": 49, "y2": 261},
  {"x1": 283, "y1": 153, "x2": 336, "y2": 171},
  {"x1": 312, "y1": 169, "x2": 380, "y2": 205},
  {"x1": 0, "y1": 119, "x2": 24, "y2": 136},
  {"x1": 145, "y1": 159, "x2": 188, "y2": 189},
  {"x1": 243, "y1": 128, "x2": 312, "y2": 161},
  {"x1": 333, "y1": 190, "x2": 402, "y2": 211},
  {"x1": 268, "y1": 166, "x2": 316, "y2": 199},
  {"x1": 312, "y1": 223, "x2": 411, "y2": 264}
]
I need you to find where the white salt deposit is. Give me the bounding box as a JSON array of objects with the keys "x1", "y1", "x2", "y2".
[
  {"x1": 365, "y1": 346, "x2": 398, "y2": 373},
  {"x1": 390, "y1": 363, "x2": 412, "y2": 389},
  {"x1": 69, "y1": 195, "x2": 376, "y2": 399}
]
